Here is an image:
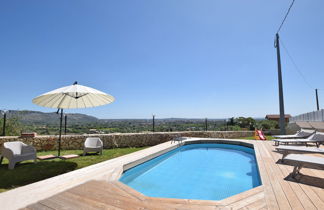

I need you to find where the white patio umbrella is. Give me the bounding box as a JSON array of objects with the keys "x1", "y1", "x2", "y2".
[{"x1": 32, "y1": 81, "x2": 115, "y2": 157}]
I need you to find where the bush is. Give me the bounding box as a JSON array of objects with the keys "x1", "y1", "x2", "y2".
[
  {"x1": 234, "y1": 117, "x2": 256, "y2": 130},
  {"x1": 256, "y1": 120, "x2": 278, "y2": 130},
  {"x1": 0, "y1": 117, "x2": 22, "y2": 136}
]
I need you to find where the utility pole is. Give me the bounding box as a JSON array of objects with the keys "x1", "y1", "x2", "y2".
[
  {"x1": 205, "y1": 118, "x2": 208, "y2": 131},
  {"x1": 2, "y1": 111, "x2": 7, "y2": 136},
  {"x1": 64, "y1": 115, "x2": 67, "y2": 135},
  {"x1": 275, "y1": 33, "x2": 286, "y2": 135},
  {"x1": 58, "y1": 109, "x2": 63, "y2": 157},
  {"x1": 315, "y1": 89, "x2": 320, "y2": 111},
  {"x1": 152, "y1": 115, "x2": 155, "y2": 132}
]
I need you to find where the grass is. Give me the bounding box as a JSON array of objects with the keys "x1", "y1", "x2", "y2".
[
  {"x1": 0, "y1": 147, "x2": 147, "y2": 193},
  {"x1": 240, "y1": 135, "x2": 275, "y2": 140}
]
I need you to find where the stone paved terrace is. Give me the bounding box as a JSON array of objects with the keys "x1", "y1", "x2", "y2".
[{"x1": 1, "y1": 138, "x2": 324, "y2": 210}]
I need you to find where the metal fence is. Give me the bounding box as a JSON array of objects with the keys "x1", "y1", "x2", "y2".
[{"x1": 290, "y1": 109, "x2": 324, "y2": 122}]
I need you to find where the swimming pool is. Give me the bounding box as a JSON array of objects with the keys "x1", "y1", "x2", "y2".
[{"x1": 120, "y1": 143, "x2": 261, "y2": 201}]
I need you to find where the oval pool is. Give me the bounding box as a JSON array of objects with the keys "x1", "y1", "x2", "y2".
[{"x1": 119, "y1": 143, "x2": 261, "y2": 201}]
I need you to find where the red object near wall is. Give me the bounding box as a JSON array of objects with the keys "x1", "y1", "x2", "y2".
[{"x1": 254, "y1": 129, "x2": 266, "y2": 140}]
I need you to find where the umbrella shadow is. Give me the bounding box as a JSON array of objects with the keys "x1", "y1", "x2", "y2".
[
  {"x1": 81, "y1": 152, "x2": 102, "y2": 156},
  {"x1": 0, "y1": 161, "x2": 78, "y2": 191}
]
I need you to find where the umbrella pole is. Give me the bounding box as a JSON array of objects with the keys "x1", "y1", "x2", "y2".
[{"x1": 58, "y1": 109, "x2": 63, "y2": 157}]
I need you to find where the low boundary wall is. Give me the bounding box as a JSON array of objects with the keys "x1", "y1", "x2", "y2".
[{"x1": 0, "y1": 131, "x2": 254, "y2": 151}]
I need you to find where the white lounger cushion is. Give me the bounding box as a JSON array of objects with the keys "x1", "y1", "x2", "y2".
[
  {"x1": 273, "y1": 134, "x2": 299, "y2": 139},
  {"x1": 273, "y1": 129, "x2": 315, "y2": 139},
  {"x1": 274, "y1": 138, "x2": 313, "y2": 143},
  {"x1": 276, "y1": 145, "x2": 324, "y2": 153},
  {"x1": 276, "y1": 145, "x2": 324, "y2": 159},
  {"x1": 284, "y1": 154, "x2": 324, "y2": 167}
]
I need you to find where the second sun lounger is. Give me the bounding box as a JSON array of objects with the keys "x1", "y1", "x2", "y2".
[
  {"x1": 273, "y1": 131, "x2": 324, "y2": 147},
  {"x1": 283, "y1": 154, "x2": 324, "y2": 178},
  {"x1": 276, "y1": 145, "x2": 324, "y2": 159},
  {"x1": 273, "y1": 129, "x2": 315, "y2": 139}
]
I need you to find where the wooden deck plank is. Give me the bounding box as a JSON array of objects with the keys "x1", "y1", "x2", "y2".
[
  {"x1": 240, "y1": 196, "x2": 267, "y2": 210},
  {"x1": 277, "y1": 143, "x2": 324, "y2": 200},
  {"x1": 264, "y1": 141, "x2": 319, "y2": 210},
  {"x1": 299, "y1": 185, "x2": 324, "y2": 209},
  {"x1": 296, "y1": 151, "x2": 324, "y2": 203},
  {"x1": 289, "y1": 162, "x2": 324, "y2": 208},
  {"x1": 227, "y1": 191, "x2": 265, "y2": 209},
  {"x1": 307, "y1": 169, "x2": 324, "y2": 202},
  {"x1": 61, "y1": 191, "x2": 126, "y2": 210},
  {"x1": 63, "y1": 191, "x2": 125, "y2": 210},
  {"x1": 67, "y1": 185, "x2": 146, "y2": 207},
  {"x1": 49, "y1": 192, "x2": 108, "y2": 210},
  {"x1": 220, "y1": 186, "x2": 263, "y2": 206},
  {"x1": 72, "y1": 181, "x2": 138, "y2": 201},
  {"x1": 148, "y1": 196, "x2": 218, "y2": 207},
  {"x1": 262, "y1": 141, "x2": 307, "y2": 210},
  {"x1": 38, "y1": 198, "x2": 69, "y2": 210},
  {"x1": 24, "y1": 203, "x2": 54, "y2": 210},
  {"x1": 112, "y1": 181, "x2": 147, "y2": 201},
  {"x1": 66, "y1": 181, "x2": 172, "y2": 210},
  {"x1": 267, "y1": 142, "x2": 324, "y2": 208},
  {"x1": 253, "y1": 141, "x2": 280, "y2": 210},
  {"x1": 257, "y1": 141, "x2": 292, "y2": 209}
]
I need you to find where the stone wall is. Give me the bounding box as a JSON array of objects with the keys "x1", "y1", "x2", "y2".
[{"x1": 0, "y1": 131, "x2": 254, "y2": 151}]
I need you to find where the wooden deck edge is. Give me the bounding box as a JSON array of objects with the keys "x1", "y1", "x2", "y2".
[
  {"x1": 219, "y1": 185, "x2": 264, "y2": 206},
  {"x1": 113, "y1": 181, "x2": 147, "y2": 201}
]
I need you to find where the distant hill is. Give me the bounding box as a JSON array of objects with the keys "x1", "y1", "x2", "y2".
[
  {"x1": 1, "y1": 110, "x2": 265, "y2": 126},
  {"x1": 3, "y1": 110, "x2": 99, "y2": 125}
]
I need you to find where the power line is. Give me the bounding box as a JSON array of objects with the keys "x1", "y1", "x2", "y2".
[
  {"x1": 277, "y1": 0, "x2": 296, "y2": 33},
  {"x1": 280, "y1": 39, "x2": 315, "y2": 89}
]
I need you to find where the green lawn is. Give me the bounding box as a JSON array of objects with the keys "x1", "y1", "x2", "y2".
[
  {"x1": 240, "y1": 135, "x2": 275, "y2": 140},
  {"x1": 0, "y1": 147, "x2": 147, "y2": 193}
]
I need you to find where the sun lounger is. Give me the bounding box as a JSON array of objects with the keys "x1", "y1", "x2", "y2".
[
  {"x1": 273, "y1": 132, "x2": 324, "y2": 147},
  {"x1": 283, "y1": 154, "x2": 324, "y2": 178},
  {"x1": 273, "y1": 136, "x2": 314, "y2": 146},
  {"x1": 276, "y1": 145, "x2": 324, "y2": 159},
  {"x1": 273, "y1": 129, "x2": 315, "y2": 139}
]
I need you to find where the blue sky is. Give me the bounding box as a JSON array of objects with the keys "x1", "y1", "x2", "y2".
[{"x1": 0, "y1": 0, "x2": 323, "y2": 119}]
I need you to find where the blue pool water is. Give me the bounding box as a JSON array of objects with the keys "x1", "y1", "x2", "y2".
[{"x1": 120, "y1": 143, "x2": 261, "y2": 200}]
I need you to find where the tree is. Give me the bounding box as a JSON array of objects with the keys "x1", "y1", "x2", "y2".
[
  {"x1": 0, "y1": 117, "x2": 23, "y2": 136},
  {"x1": 228, "y1": 117, "x2": 235, "y2": 126},
  {"x1": 256, "y1": 120, "x2": 278, "y2": 130},
  {"x1": 235, "y1": 117, "x2": 256, "y2": 130}
]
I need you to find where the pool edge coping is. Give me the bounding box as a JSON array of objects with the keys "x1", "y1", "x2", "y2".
[{"x1": 118, "y1": 138, "x2": 263, "y2": 205}]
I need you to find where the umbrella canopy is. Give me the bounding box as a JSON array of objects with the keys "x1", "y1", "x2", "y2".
[
  {"x1": 32, "y1": 82, "x2": 115, "y2": 109},
  {"x1": 32, "y1": 82, "x2": 114, "y2": 158}
]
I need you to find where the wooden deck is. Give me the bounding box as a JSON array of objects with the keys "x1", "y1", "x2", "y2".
[{"x1": 23, "y1": 140, "x2": 324, "y2": 210}]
